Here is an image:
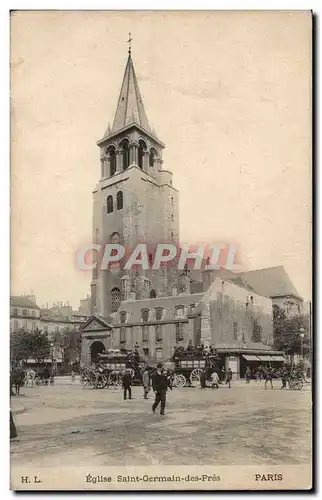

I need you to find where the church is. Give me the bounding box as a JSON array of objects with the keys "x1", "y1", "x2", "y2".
[{"x1": 81, "y1": 47, "x2": 301, "y2": 378}]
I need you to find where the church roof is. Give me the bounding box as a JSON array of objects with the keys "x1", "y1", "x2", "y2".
[
  {"x1": 110, "y1": 53, "x2": 152, "y2": 136},
  {"x1": 236, "y1": 266, "x2": 302, "y2": 300}
]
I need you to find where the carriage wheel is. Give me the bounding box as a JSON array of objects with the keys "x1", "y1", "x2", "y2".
[
  {"x1": 94, "y1": 374, "x2": 108, "y2": 389},
  {"x1": 190, "y1": 368, "x2": 203, "y2": 387},
  {"x1": 291, "y1": 379, "x2": 303, "y2": 390},
  {"x1": 173, "y1": 374, "x2": 186, "y2": 388}
]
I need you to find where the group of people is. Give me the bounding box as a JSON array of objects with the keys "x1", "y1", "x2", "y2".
[
  {"x1": 172, "y1": 342, "x2": 218, "y2": 359},
  {"x1": 122, "y1": 363, "x2": 172, "y2": 415},
  {"x1": 200, "y1": 367, "x2": 233, "y2": 389},
  {"x1": 244, "y1": 364, "x2": 307, "y2": 390}
]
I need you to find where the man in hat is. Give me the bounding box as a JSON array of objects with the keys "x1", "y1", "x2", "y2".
[
  {"x1": 122, "y1": 368, "x2": 133, "y2": 400},
  {"x1": 152, "y1": 363, "x2": 168, "y2": 415}
]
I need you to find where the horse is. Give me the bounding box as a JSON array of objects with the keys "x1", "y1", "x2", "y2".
[{"x1": 10, "y1": 370, "x2": 25, "y2": 395}]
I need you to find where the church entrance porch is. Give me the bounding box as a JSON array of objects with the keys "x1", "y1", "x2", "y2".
[{"x1": 90, "y1": 341, "x2": 106, "y2": 363}]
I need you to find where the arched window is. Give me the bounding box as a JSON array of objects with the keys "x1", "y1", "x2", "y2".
[
  {"x1": 149, "y1": 148, "x2": 157, "y2": 167},
  {"x1": 110, "y1": 232, "x2": 120, "y2": 244},
  {"x1": 120, "y1": 140, "x2": 130, "y2": 170},
  {"x1": 106, "y1": 195, "x2": 113, "y2": 214},
  {"x1": 116, "y1": 191, "x2": 123, "y2": 210},
  {"x1": 111, "y1": 288, "x2": 121, "y2": 313},
  {"x1": 107, "y1": 146, "x2": 116, "y2": 176},
  {"x1": 138, "y1": 140, "x2": 147, "y2": 170}
]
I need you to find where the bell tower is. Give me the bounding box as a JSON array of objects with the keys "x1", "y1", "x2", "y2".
[{"x1": 91, "y1": 44, "x2": 179, "y2": 317}]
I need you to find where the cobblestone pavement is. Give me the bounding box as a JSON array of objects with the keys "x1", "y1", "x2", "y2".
[{"x1": 10, "y1": 380, "x2": 312, "y2": 467}]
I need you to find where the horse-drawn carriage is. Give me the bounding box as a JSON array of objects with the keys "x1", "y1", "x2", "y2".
[
  {"x1": 81, "y1": 348, "x2": 146, "y2": 389},
  {"x1": 171, "y1": 350, "x2": 221, "y2": 388}
]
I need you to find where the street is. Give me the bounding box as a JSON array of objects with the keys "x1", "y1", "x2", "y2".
[{"x1": 11, "y1": 378, "x2": 312, "y2": 468}]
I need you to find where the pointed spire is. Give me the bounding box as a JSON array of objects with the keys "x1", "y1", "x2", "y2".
[{"x1": 111, "y1": 52, "x2": 152, "y2": 135}]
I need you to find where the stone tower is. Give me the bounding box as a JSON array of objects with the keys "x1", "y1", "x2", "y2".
[{"x1": 91, "y1": 48, "x2": 179, "y2": 316}]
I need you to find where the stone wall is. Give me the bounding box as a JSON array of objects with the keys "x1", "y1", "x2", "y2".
[{"x1": 200, "y1": 278, "x2": 273, "y2": 347}]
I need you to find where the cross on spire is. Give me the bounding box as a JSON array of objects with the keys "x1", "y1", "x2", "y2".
[{"x1": 127, "y1": 32, "x2": 132, "y2": 54}]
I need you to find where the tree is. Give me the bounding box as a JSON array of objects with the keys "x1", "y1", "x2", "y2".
[
  {"x1": 273, "y1": 305, "x2": 310, "y2": 356},
  {"x1": 10, "y1": 329, "x2": 51, "y2": 366},
  {"x1": 50, "y1": 327, "x2": 82, "y2": 367}
]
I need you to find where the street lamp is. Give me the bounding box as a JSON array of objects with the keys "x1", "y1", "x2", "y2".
[{"x1": 299, "y1": 328, "x2": 305, "y2": 359}]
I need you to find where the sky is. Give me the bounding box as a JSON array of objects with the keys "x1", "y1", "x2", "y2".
[{"x1": 10, "y1": 11, "x2": 312, "y2": 308}]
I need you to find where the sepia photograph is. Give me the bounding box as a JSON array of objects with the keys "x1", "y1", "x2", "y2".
[{"x1": 10, "y1": 10, "x2": 312, "y2": 490}]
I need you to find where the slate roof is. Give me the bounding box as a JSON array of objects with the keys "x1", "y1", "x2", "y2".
[
  {"x1": 236, "y1": 266, "x2": 302, "y2": 300},
  {"x1": 111, "y1": 54, "x2": 152, "y2": 136},
  {"x1": 10, "y1": 296, "x2": 40, "y2": 310}
]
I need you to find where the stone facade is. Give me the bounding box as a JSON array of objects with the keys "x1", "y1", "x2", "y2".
[
  {"x1": 198, "y1": 278, "x2": 273, "y2": 348},
  {"x1": 91, "y1": 52, "x2": 179, "y2": 317}
]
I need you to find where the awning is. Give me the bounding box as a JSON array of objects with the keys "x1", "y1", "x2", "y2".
[
  {"x1": 242, "y1": 355, "x2": 260, "y2": 361},
  {"x1": 270, "y1": 355, "x2": 286, "y2": 362},
  {"x1": 257, "y1": 355, "x2": 275, "y2": 361}
]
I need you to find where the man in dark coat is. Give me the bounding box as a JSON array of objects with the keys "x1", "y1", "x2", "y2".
[
  {"x1": 152, "y1": 363, "x2": 168, "y2": 415},
  {"x1": 10, "y1": 410, "x2": 18, "y2": 439},
  {"x1": 226, "y1": 368, "x2": 232, "y2": 388},
  {"x1": 122, "y1": 369, "x2": 133, "y2": 400}
]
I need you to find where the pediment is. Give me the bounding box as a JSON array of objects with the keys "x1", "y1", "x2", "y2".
[{"x1": 81, "y1": 315, "x2": 113, "y2": 332}]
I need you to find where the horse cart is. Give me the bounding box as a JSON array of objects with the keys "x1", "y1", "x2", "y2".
[
  {"x1": 81, "y1": 349, "x2": 146, "y2": 389},
  {"x1": 171, "y1": 352, "x2": 221, "y2": 388}
]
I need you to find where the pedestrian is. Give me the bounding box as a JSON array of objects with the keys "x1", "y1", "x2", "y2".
[
  {"x1": 142, "y1": 368, "x2": 150, "y2": 399},
  {"x1": 226, "y1": 368, "x2": 232, "y2": 388},
  {"x1": 245, "y1": 367, "x2": 251, "y2": 384},
  {"x1": 122, "y1": 368, "x2": 133, "y2": 400},
  {"x1": 152, "y1": 363, "x2": 168, "y2": 415},
  {"x1": 211, "y1": 371, "x2": 219, "y2": 389},
  {"x1": 10, "y1": 410, "x2": 18, "y2": 439},
  {"x1": 264, "y1": 366, "x2": 274, "y2": 390},
  {"x1": 280, "y1": 368, "x2": 288, "y2": 390},
  {"x1": 200, "y1": 369, "x2": 207, "y2": 389}
]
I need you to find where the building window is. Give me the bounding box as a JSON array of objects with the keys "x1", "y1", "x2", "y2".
[
  {"x1": 143, "y1": 348, "x2": 149, "y2": 356},
  {"x1": 190, "y1": 304, "x2": 195, "y2": 313},
  {"x1": 111, "y1": 232, "x2": 120, "y2": 244},
  {"x1": 175, "y1": 323, "x2": 184, "y2": 342},
  {"x1": 149, "y1": 148, "x2": 156, "y2": 167},
  {"x1": 252, "y1": 319, "x2": 262, "y2": 343},
  {"x1": 24, "y1": 319, "x2": 28, "y2": 329},
  {"x1": 175, "y1": 306, "x2": 185, "y2": 318},
  {"x1": 13, "y1": 308, "x2": 18, "y2": 316},
  {"x1": 116, "y1": 191, "x2": 123, "y2": 210},
  {"x1": 14, "y1": 319, "x2": 18, "y2": 330},
  {"x1": 107, "y1": 146, "x2": 116, "y2": 176},
  {"x1": 155, "y1": 324, "x2": 162, "y2": 342},
  {"x1": 171, "y1": 197, "x2": 174, "y2": 206},
  {"x1": 120, "y1": 311, "x2": 127, "y2": 324},
  {"x1": 155, "y1": 307, "x2": 163, "y2": 320},
  {"x1": 120, "y1": 139, "x2": 130, "y2": 170},
  {"x1": 138, "y1": 139, "x2": 147, "y2": 169},
  {"x1": 141, "y1": 309, "x2": 149, "y2": 322},
  {"x1": 22, "y1": 309, "x2": 27, "y2": 316},
  {"x1": 106, "y1": 195, "x2": 113, "y2": 214},
  {"x1": 233, "y1": 321, "x2": 238, "y2": 340},
  {"x1": 111, "y1": 288, "x2": 121, "y2": 313},
  {"x1": 55, "y1": 326, "x2": 59, "y2": 334},
  {"x1": 32, "y1": 310, "x2": 36, "y2": 317},
  {"x1": 32, "y1": 321, "x2": 37, "y2": 331},
  {"x1": 142, "y1": 325, "x2": 149, "y2": 342},
  {"x1": 120, "y1": 327, "x2": 126, "y2": 343},
  {"x1": 156, "y1": 348, "x2": 163, "y2": 360}
]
